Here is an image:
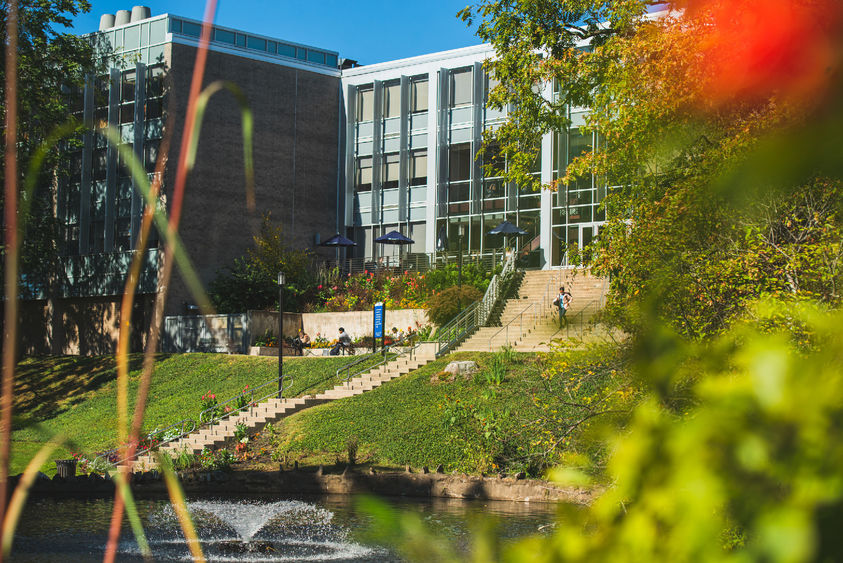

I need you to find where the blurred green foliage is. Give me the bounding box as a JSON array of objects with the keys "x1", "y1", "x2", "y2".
[{"x1": 369, "y1": 0, "x2": 843, "y2": 560}]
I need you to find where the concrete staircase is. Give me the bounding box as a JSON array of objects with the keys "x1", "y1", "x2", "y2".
[
  {"x1": 455, "y1": 269, "x2": 608, "y2": 353},
  {"x1": 133, "y1": 348, "x2": 436, "y2": 469}
]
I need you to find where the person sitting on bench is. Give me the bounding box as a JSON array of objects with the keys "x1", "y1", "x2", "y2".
[
  {"x1": 293, "y1": 330, "x2": 310, "y2": 356},
  {"x1": 330, "y1": 327, "x2": 354, "y2": 355}
]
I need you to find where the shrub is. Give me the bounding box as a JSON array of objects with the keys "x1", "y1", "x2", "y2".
[{"x1": 427, "y1": 286, "x2": 484, "y2": 325}]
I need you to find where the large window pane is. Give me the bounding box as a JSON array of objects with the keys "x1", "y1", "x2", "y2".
[
  {"x1": 410, "y1": 150, "x2": 427, "y2": 186},
  {"x1": 355, "y1": 157, "x2": 372, "y2": 192},
  {"x1": 382, "y1": 153, "x2": 399, "y2": 189},
  {"x1": 449, "y1": 143, "x2": 471, "y2": 182},
  {"x1": 450, "y1": 69, "x2": 472, "y2": 107},
  {"x1": 411, "y1": 78, "x2": 428, "y2": 113},
  {"x1": 357, "y1": 88, "x2": 373, "y2": 122},
  {"x1": 383, "y1": 83, "x2": 400, "y2": 119},
  {"x1": 121, "y1": 71, "x2": 136, "y2": 102}
]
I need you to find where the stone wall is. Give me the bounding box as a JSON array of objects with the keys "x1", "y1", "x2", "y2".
[{"x1": 301, "y1": 309, "x2": 429, "y2": 342}]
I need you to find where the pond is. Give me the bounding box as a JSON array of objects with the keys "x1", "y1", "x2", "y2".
[{"x1": 12, "y1": 494, "x2": 559, "y2": 561}]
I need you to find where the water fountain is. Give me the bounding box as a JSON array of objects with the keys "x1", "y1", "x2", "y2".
[
  {"x1": 12, "y1": 494, "x2": 557, "y2": 561},
  {"x1": 145, "y1": 499, "x2": 381, "y2": 561}
]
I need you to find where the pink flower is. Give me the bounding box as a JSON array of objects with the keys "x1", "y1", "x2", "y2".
[
  {"x1": 211, "y1": 394, "x2": 216, "y2": 400},
  {"x1": 317, "y1": 284, "x2": 323, "y2": 289}
]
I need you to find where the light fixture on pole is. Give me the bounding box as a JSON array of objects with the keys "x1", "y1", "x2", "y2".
[{"x1": 277, "y1": 271, "x2": 285, "y2": 399}]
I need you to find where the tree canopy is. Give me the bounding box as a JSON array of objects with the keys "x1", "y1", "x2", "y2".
[
  {"x1": 1, "y1": 0, "x2": 102, "y2": 296},
  {"x1": 461, "y1": 0, "x2": 843, "y2": 337}
]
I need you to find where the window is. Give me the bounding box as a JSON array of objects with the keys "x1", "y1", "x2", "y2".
[
  {"x1": 120, "y1": 103, "x2": 134, "y2": 124},
  {"x1": 121, "y1": 71, "x2": 135, "y2": 103},
  {"x1": 485, "y1": 74, "x2": 501, "y2": 104},
  {"x1": 382, "y1": 153, "x2": 399, "y2": 189},
  {"x1": 357, "y1": 88, "x2": 373, "y2": 122},
  {"x1": 383, "y1": 82, "x2": 400, "y2": 119},
  {"x1": 214, "y1": 28, "x2": 236, "y2": 44},
  {"x1": 307, "y1": 50, "x2": 325, "y2": 64},
  {"x1": 410, "y1": 150, "x2": 427, "y2": 186},
  {"x1": 449, "y1": 183, "x2": 470, "y2": 203},
  {"x1": 144, "y1": 139, "x2": 160, "y2": 173},
  {"x1": 411, "y1": 78, "x2": 428, "y2": 113},
  {"x1": 247, "y1": 36, "x2": 266, "y2": 51},
  {"x1": 483, "y1": 142, "x2": 505, "y2": 177},
  {"x1": 147, "y1": 66, "x2": 165, "y2": 98},
  {"x1": 145, "y1": 97, "x2": 163, "y2": 120},
  {"x1": 448, "y1": 143, "x2": 471, "y2": 182},
  {"x1": 277, "y1": 43, "x2": 296, "y2": 58},
  {"x1": 92, "y1": 149, "x2": 108, "y2": 181},
  {"x1": 355, "y1": 157, "x2": 372, "y2": 192},
  {"x1": 566, "y1": 129, "x2": 591, "y2": 190},
  {"x1": 182, "y1": 21, "x2": 201, "y2": 37},
  {"x1": 450, "y1": 69, "x2": 472, "y2": 107}
]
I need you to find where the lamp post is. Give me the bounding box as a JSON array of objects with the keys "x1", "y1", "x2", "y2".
[{"x1": 277, "y1": 271, "x2": 285, "y2": 399}]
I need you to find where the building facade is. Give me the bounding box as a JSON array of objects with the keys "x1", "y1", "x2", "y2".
[
  {"x1": 21, "y1": 8, "x2": 343, "y2": 354},
  {"x1": 340, "y1": 46, "x2": 607, "y2": 269},
  {"x1": 21, "y1": 7, "x2": 609, "y2": 354}
]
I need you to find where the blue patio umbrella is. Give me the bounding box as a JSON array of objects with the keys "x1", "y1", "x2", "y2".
[
  {"x1": 487, "y1": 220, "x2": 527, "y2": 236},
  {"x1": 374, "y1": 230, "x2": 414, "y2": 245},
  {"x1": 320, "y1": 233, "x2": 357, "y2": 247},
  {"x1": 487, "y1": 220, "x2": 528, "y2": 253},
  {"x1": 375, "y1": 230, "x2": 414, "y2": 264}
]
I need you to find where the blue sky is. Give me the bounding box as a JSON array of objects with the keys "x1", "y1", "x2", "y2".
[{"x1": 71, "y1": 1, "x2": 482, "y2": 64}]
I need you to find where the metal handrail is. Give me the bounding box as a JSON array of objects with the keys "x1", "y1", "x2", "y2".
[
  {"x1": 197, "y1": 372, "x2": 294, "y2": 428},
  {"x1": 92, "y1": 417, "x2": 197, "y2": 469},
  {"x1": 435, "y1": 300, "x2": 481, "y2": 357},
  {"x1": 337, "y1": 335, "x2": 420, "y2": 383},
  {"x1": 335, "y1": 334, "x2": 416, "y2": 382},
  {"x1": 562, "y1": 297, "x2": 600, "y2": 340},
  {"x1": 434, "y1": 247, "x2": 519, "y2": 357},
  {"x1": 487, "y1": 300, "x2": 537, "y2": 351}
]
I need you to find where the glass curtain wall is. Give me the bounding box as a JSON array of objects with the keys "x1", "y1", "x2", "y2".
[{"x1": 550, "y1": 126, "x2": 606, "y2": 266}]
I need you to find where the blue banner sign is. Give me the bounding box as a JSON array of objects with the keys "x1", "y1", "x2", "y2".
[{"x1": 373, "y1": 302, "x2": 385, "y2": 338}]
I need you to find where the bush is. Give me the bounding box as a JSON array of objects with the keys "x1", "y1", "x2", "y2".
[{"x1": 427, "y1": 286, "x2": 484, "y2": 325}]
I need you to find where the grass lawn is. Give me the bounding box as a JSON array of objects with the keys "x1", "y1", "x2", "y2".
[
  {"x1": 10, "y1": 353, "x2": 350, "y2": 476},
  {"x1": 248, "y1": 345, "x2": 630, "y2": 476}
]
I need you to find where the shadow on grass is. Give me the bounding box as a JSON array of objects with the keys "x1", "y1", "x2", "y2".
[{"x1": 12, "y1": 354, "x2": 155, "y2": 426}]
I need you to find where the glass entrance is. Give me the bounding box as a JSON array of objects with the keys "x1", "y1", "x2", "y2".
[{"x1": 552, "y1": 223, "x2": 599, "y2": 267}]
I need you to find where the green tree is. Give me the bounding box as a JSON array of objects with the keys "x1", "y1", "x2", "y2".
[
  {"x1": 208, "y1": 213, "x2": 315, "y2": 313},
  {"x1": 1, "y1": 0, "x2": 102, "y2": 296},
  {"x1": 460, "y1": 0, "x2": 843, "y2": 337}
]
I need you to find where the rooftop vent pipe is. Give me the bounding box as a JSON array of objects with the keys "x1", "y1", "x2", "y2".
[
  {"x1": 130, "y1": 6, "x2": 151, "y2": 22},
  {"x1": 114, "y1": 10, "x2": 131, "y2": 26},
  {"x1": 99, "y1": 13, "x2": 115, "y2": 30}
]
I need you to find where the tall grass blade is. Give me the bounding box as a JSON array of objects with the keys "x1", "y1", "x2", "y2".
[
  {"x1": 107, "y1": 468, "x2": 152, "y2": 560},
  {"x1": 157, "y1": 453, "x2": 205, "y2": 562},
  {"x1": 104, "y1": 0, "x2": 218, "y2": 559},
  {"x1": 0, "y1": 437, "x2": 63, "y2": 557},
  {"x1": 188, "y1": 81, "x2": 255, "y2": 211},
  {"x1": 1, "y1": 1, "x2": 21, "y2": 554}
]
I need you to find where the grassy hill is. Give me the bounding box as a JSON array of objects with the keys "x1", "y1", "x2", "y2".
[
  {"x1": 250, "y1": 345, "x2": 630, "y2": 477},
  {"x1": 10, "y1": 354, "x2": 350, "y2": 475}
]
